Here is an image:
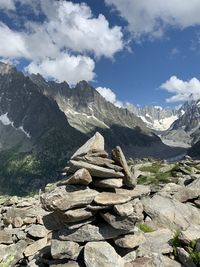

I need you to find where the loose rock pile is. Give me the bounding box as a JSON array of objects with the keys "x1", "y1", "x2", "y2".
[
  {"x1": 2, "y1": 132, "x2": 200, "y2": 266},
  {"x1": 40, "y1": 132, "x2": 149, "y2": 266}
]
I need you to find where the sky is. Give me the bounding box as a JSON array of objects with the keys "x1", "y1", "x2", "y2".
[{"x1": 1, "y1": 0, "x2": 200, "y2": 108}]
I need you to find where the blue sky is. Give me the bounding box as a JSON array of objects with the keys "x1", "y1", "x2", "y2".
[{"x1": 1, "y1": 0, "x2": 200, "y2": 108}]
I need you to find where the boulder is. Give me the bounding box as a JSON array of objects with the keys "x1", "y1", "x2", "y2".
[
  {"x1": 100, "y1": 211, "x2": 137, "y2": 231},
  {"x1": 137, "y1": 228, "x2": 174, "y2": 257},
  {"x1": 115, "y1": 232, "x2": 146, "y2": 249},
  {"x1": 114, "y1": 202, "x2": 134, "y2": 217},
  {"x1": 59, "y1": 223, "x2": 130, "y2": 242},
  {"x1": 58, "y1": 168, "x2": 92, "y2": 186},
  {"x1": 84, "y1": 241, "x2": 125, "y2": 267},
  {"x1": 177, "y1": 247, "x2": 197, "y2": 267},
  {"x1": 174, "y1": 187, "x2": 200, "y2": 202},
  {"x1": 51, "y1": 239, "x2": 80, "y2": 260},
  {"x1": 24, "y1": 237, "x2": 47, "y2": 257},
  {"x1": 0, "y1": 230, "x2": 13, "y2": 244},
  {"x1": 179, "y1": 225, "x2": 200, "y2": 244},
  {"x1": 71, "y1": 132, "x2": 104, "y2": 159},
  {"x1": 112, "y1": 146, "x2": 137, "y2": 188},
  {"x1": 142, "y1": 194, "x2": 200, "y2": 230},
  {"x1": 27, "y1": 224, "x2": 47, "y2": 238},
  {"x1": 41, "y1": 186, "x2": 98, "y2": 211},
  {"x1": 62, "y1": 208, "x2": 94, "y2": 223}
]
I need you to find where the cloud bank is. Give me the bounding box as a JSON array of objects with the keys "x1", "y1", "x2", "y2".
[
  {"x1": 105, "y1": 0, "x2": 200, "y2": 39},
  {"x1": 161, "y1": 76, "x2": 200, "y2": 102},
  {"x1": 0, "y1": 0, "x2": 124, "y2": 84},
  {"x1": 96, "y1": 87, "x2": 123, "y2": 107}
]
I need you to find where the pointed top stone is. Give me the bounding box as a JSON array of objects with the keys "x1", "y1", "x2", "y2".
[{"x1": 71, "y1": 132, "x2": 104, "y2": 159}]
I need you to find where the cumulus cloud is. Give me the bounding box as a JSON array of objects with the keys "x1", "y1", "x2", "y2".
[
  {"x1": 0, "y1": 0, "x2": 124, "y2": 84},
  {"x1": 160, "y1": 76, "x2": 200, "y2": 102},
  {"x1": 96, "y1": 87, "x2": 123, "y2": 107},
  {"x1": 105, "y1": 0, "x2": 200, "y2": 39},
  {"x1": 0, "y1": 0, "x2": 15, "y2": 10},
  {"x1": 0, "y1": 23, "x2": 29, "y2": 58},
  {"x1": 26, "y1": 55, "x2": 95, "y2": 85}
]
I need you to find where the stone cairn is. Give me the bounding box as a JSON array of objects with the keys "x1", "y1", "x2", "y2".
[{"x1": 40, "y1": 132, "x2": 150, "y2": 266}]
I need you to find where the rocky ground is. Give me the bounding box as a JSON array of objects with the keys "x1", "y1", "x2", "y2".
[{"x1": 1, "y1": 132, "x2": 200, "y2": 266}]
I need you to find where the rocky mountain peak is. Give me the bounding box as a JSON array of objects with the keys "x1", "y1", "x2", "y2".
[
  {"x1": 75, "y1": 80, "x2": 91, "y2": 90},
  {"x1": 0, "y1": 61, "x2": 16, "y2": 75}
]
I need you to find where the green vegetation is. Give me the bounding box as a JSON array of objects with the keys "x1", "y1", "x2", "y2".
[
  {"x1": 0, "y1": 254, "x2": 15, "y2": 267},
  {"x1": 0, "y1": 144, "x2": 66, "y2": 196},
  {"x1": 172, "y1": 230, "x2": 181, "y2": 257},
  {"x1": 138, "y1": 223, "x2": 154, "y2": 233},
  {"x1": 139, "y1": 162, "x2": 162, "y2": 173},
  {"x1": 172, "y1": 231, "x2": 200, "y2": 266},
  {"x1": 137, "y1": 161, "x2": 177, "y2": 185}
]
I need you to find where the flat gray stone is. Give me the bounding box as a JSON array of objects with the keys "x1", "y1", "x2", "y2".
[
  {"x1": 174, "y1": 187, "x2": 200, "y2": 202},
  {"x1": 68, "y1": 160, "x2": 124, "y2": 178},
  {"x1": 179, "y1": 225, "x2": 200, "y2": 244},
  {"x1": 93, "y1": 178, "x2": 123, "y2": 189},
  {"x1": 94, "y1": 192, "x2": 131, "y2": 205},
  {"x1": 24, "y1": 237, "x2": 47, "y2": 257},
  {"x1": 27, "y1": 224, "x2": 47, "y2": 238},
  {"x1": 115, "y1": 232, "x2": 146, "y2": 248},
  {"x1": 75, "y1": 155, "x2": 115, "y2": 166},
  {"x1": 126, "y1": 257, "x2": 155, "y2": 267},
  {"x1": 100, "y1": 211, "x2": 137, "y2": 231},
  {"x1": 177, "y1": 247, "x2": 197, "y2": 267},
  {"x1": 137, "y1": 228, "x2": 174, "y2": 257},
  {"x1": 142, "y1": 194, "x2": 200, "y2": 230},
  {"x1": 112, "y1": 146, "x2": 137, "y2": 188},
  {"x1": 115, "y1": 185, "x2": 150, "y2": 199},
  {"x1": 0, "y1": 230, "x2": 13, "y2": 244},
  {"x1": 59, "y1": 223, "x2": 130, "y2": 242},
  {"x1": 114, "y1": 202, "x2": 134, "y2": 217},
  {"x1": 161, "y1": 256, "x2": 182, "y2": 267},
  {"x1": 71, "y1": 132, "x2": 104, "y2": 159},
  {"x1": 58, "y1": 168, "x2": 92, "y2": 186},
  {"x1": 84, "y1": 241, "x2": 125, "y2": 267},
  {"x1": 51, "y1": 239, "x2": 80, "y2": 260},
  {"x1": 41, "y1": 186, "x2": 98, "y2": 211},
  {"x1": 62, "y1": 208, "x2": 94, "y2": 223}
]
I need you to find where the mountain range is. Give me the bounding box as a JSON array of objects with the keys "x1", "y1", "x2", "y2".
[{"x1": 0, "y1": 61, "x2": 197, "y2": 194}]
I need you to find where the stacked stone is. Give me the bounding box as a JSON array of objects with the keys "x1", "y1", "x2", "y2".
[{"x1": 40, "y1": 132, "x2": 151, "y2": 266}]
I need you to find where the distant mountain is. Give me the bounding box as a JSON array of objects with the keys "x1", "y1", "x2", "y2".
[
  {"x1": 0, "y1": 62, "x2": 186, "y2": 194},
  {"x1": 30, "y1": 73, "x2": 184, "y2": 159},
  {"x1": 127, "y1": 103, "x2": 181, "y2": 131},
  {"x1": 162, "y1": 100, "x2": 200, "y2": 148}
]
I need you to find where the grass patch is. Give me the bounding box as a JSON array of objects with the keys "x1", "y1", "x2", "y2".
[
  {"x1": 139, "y1": 162, "x2": 162, "y2": 173},
  {"x1": 138, "y1": 171, "x2": 172, "y2": 185},
  {"x1": 138, "y1": 223, "x2": 154, "y2": 233}
]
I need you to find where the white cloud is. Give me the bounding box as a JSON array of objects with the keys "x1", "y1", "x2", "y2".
[
  {"x1": 0, "y1": 23, "x2": 29, "y2": 58},
  {"x1": 26, "y1": 55, "x2": 95, "y2": 84},
  {"x1": 0, "y1": 0, "x2": 15, "y2": 10},
  {"x1": 96, "y1": 87, "x2": 123, "y2": 107},
  {"x1": 0, "y1": 0, "x2": 124, "y2": 84},
  {"x1": 160, "y1": 76, "x2": 200, "y2": 102},
  {"x1": 105, "y1": 0, "x2": 200, "y2": 39}
]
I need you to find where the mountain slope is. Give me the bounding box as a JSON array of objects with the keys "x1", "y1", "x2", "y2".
[
  {"x1": 0, "y1": 62, "x2": 187, "y2": 194},
  {"x1": 0, "y1": 62, "x2": 87, "y2": 194},
  {"x1": 127, "y1": 104, "x2": 180, "y2": 131},
  {"x1": 162, "y1": 100, "x2": 200, "y2": 148}
]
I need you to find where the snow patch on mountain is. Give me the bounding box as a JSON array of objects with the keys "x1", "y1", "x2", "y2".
[
  {"x1": 139, "y1": 114, "x2": 179, "y2": 131},
  {"x1": 0, "y1": 113, "x2": 31, "y2": 138}
]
